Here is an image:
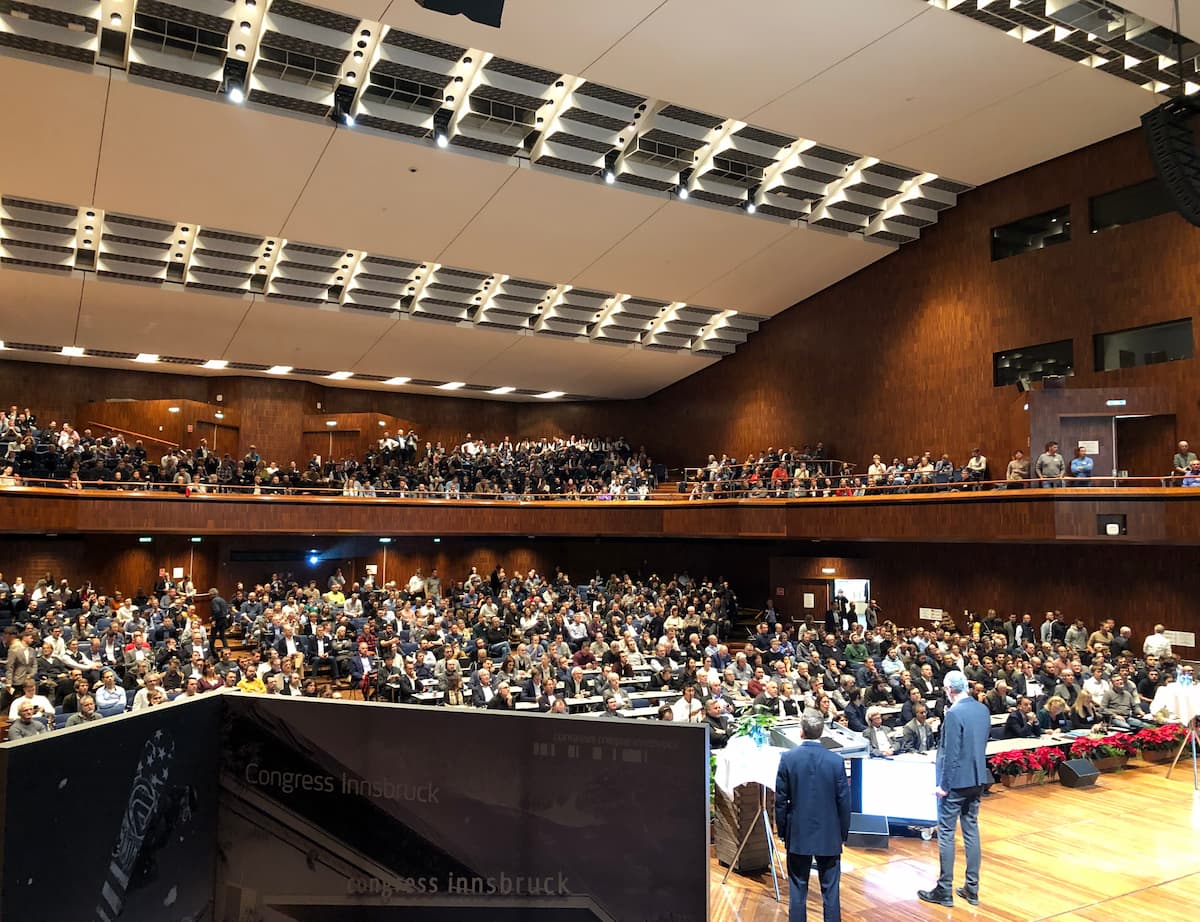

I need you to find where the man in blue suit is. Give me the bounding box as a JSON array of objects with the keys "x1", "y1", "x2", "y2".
[
  {"x1": 775, "y1": 714, "x2": 851, "y2": 922},
  {"x1": 919, "y1": 669, "x2": 990, "y2": 908}
]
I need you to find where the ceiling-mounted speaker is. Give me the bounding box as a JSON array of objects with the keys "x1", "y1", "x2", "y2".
[
  {"x1": 416, "y1": 0, "x2": 505, "y2": 27},
  {"x1": 1142, "y1": 96, "x2": 1200, "y2": 227}
]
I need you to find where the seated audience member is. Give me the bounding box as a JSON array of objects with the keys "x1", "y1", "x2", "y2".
[
  {"x1": 8, "y1": 679, "x2": 53, "y2": 722},
  {"x1": 8, "y1": 700, "x2": 48, "y2": 739},
  {"x1": 1038, "y1": 695, "x2": 1071, "y2": 733},
  {"x1": 1183, "y1": 460, "x2": 1200, "y2": 487},
  {"x1": 862, "y1": 706, "x2": 895, "y2": 757},
  {"x1": 1004, "y1": 696, "x2": 1042, "y2": 738},
  {"x1": 901, "y1": 704, "x2": 935, "y2": 753},
  {"x1": 671, "y1": 685, "x2": 703, "y2": 722},
  {"x1": 843, "y1": 688, "x2": 868, "y2": 732},
  {"x1": 66, "y1": 694, "x2": 102, "y2": 727},
  {"x1": 705, "y1": 698, "x2": 731, "y2": 747},
  {"x1": 1068, "y1": 688, "x2": 1103, "y2": 732},
  {"x1": 1102, "y1": 674, "x2": 1150, "y2": 730}
]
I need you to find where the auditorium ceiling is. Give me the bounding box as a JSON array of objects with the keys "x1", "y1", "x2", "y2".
[{"x1": 0, "y1": 0, "x2": 1187, "y2": 399}]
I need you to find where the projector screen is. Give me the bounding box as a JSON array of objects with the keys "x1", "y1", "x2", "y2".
[{"x1": 859, "y1": 755, "x2": 938, "y2": 825}]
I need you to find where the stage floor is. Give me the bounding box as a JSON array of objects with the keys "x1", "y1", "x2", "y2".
[{"x1": 710, "y1": 759, "x2": 1200, "y2": 921}]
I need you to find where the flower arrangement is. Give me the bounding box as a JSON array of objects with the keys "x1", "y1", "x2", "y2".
[
  {"x1": 1133, "y1": 723, "x2": 1187, "y2": 753},
  {"x1": 987, "y1": 746, "x2": 1065, "y2": 778},
  {"x1": 1069, "y1": 733, "x2": 1138, "y2": 760}
]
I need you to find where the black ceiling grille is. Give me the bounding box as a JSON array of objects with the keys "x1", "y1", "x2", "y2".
[
  {"x1": 194, "y1": 247, "x2": 257, "y2": 262},
  {"x1": 191, "y1": 265, "x2": 253, "y2": 280},
  {"x1": 483, "y1": 56, "x2": 559, "y2": 86},
  {"x1": 810, "y1": 217, "x2": 864, "y2": 233},
  {"x1": 101, "y1": 233, "x2": 170, "y2": 249},
  {"x1": 106, "y1": 213, "x2": 175, "y2": 233},
  {"x1": 803, "y1": 145, "x2": 858, "y2": 165},
  {"x1": 658, "y1": 104, "x2": 723, "y2": 130},
  {"x1": 1, "y1": 0, "x2": 96, "y2": 33},
  {"x1": 536, "y1": 156, "x2": 599, "y2": 176},
  {"x1": 285, "y1": 242, "x2": 343, "y2": 258},
  {"x1": 868, "y1": 162, "x2": 922, "y2": 182},
  {"x1": 2, "y1": 197, "x2": 76, "y2": 216},
  {"x1": 473, "y1": 82, "x2": 545, "y2": 112},
  {"x1": 269, "y1": 0, "x2": 358, "y2": 34},
  {"x1": 97, "y1": 270, "x2": 165, "y2": 285},
  {"x1": 615, "y1": 172, "x2": 673, "y2": 191},
  {"x1": 136, "y1": 0, "x2": 230, "y2": 35},
  {"x1": 1, "y1": 218, "x2": 75, "y2": 236},
  {"x1": 924, "y1": 177, "x2": 972, "y2": 195},
  {"x1": 450, "y1": 135, "x2": 518, "y2": 157},
  {"x1": 0, "y1": 258, "x2": 72, "y2": 272},
  {"x1": 643, "y1": 127, "x2": 706, "y2": 151},
  {"x1": 199, "y1": 229, "x2": 263, "y2": 246},
  {"x1": 101, "y1": 252, "x2": 166, "y2": 268},
  {"x1": 354, "y1": 115, "x2": 430, "y2": 139},
  {"x1": 573, "y1": 82, "x2": 644, "y2": 109},
  {"x1": 546, "y1": 131, "x2": 612, "y2": 154},
  {"x1": 0, "y1": 32, "x2": 95, "y2": 64},
  {"x1": 364, "y1": 255, "x2": 420, "y2": 270},
  {"x1": 559, "y1": 107, "x2": 627, "y2": 133},
  {"x1": 733, "y1": 125, "x2": 794, "y2": 148},
  {"x1": 372, "y1": 59, "x2": 449, "y2": 87},
  {"x1": 4, "y1": 239, "x2": 74, "y2": 255},
  {"x1": 437, "y1": 266, "x2": 490, "y2": 282},
  {"x1": 381, "y1": 30, "x2": 465, "y2": 62}
]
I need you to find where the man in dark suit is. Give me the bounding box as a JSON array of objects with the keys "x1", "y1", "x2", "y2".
[
  {"x1": 1003, "y1": 696, "x2": 1042, "y2": 739},
  {"x1": 901, "y1": 704, "x2": 935, "y2": 753},
  {"x1": 775, "y1": 714, "x2": 851, "y2": 922},
  {"x1": 919, "y1": 670, "x2": 990, "y2": 908},
  {"x1": 347, "y1": 641, "x2": 377, "y2": 695},
  {"x1": 209, "y1": 588, "x2": 229, "y2": 649}
]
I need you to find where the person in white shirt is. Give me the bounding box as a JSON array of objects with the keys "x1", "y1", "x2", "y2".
[
  {"x1": 9, "y1": 680, "x2": 54, "y2": 721},
  {"x1": 407, "y1": 570, "x2": 426, "y2": 598},
  {"x1": 862, "y1": 707, "x2": 896, "y2": 757},
  {"x1": 1081, "y1": 665, "x2": 1111, "y2": 708},
  {"x1": 1142, "y1": 624, "x2": 1174, "y2": 661},
  {"x1": 671, "y1": 685, "x2": 703, "y2": 722}
]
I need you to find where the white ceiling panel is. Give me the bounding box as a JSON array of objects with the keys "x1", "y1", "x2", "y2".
[
  {"x1": 74, "y1": 279, "x2": 252, "y2": 358},
  {"x1": 0, "y1": 57, "x2": 108, "y2": 207},
  {"x1": 437, "y1": 165, "x2": 668, "y2": 281},
  {"x1": 571, "y1": 201, "x2": 793, "y2": 303},
  {"x1": 747, "y1": 8, "x2": 1072, "y2": 157},
  {"x1": 353, "y1": 316, "x2": 510, "y2": 380},
  {"x1": 223, "y1": 298, "x2": 398, "y2": 369},
  {"x1": 378, "y1": 0, "x2": 666, "y2": 76},
  {"x1": 94, "y1": 76, "x2": 332, "y2": 233},
  {"x1": 585, "y1": 0, "x2": 926, "y2": 123},
  {"x1": 884, "y1": 65, "x2": 1156, "y2": 187},
  {"x1": 466, "y1": 335, "x2": 635, "y2": 395},
  {"x1": 1121, "y1": 0, "x2": 1200, "y2": 37},
  {"x1": 0, "y1": 269, "x2": 83, "y2": 346},
  {"x1": 688, "y1": 227, "x2": 892, "y2": 317},
  {"x1": 282, "y1": 128, "x2": 517, "y2": 258}
]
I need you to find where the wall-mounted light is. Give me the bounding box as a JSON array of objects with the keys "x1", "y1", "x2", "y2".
[{"x1": 821, "y1": 567, "x2": 836, "y2": 575}]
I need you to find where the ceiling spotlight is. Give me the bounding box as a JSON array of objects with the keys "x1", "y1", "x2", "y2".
[
  {"x1": 535, "y1": 391, "x2": 565, "y2": 399},
  {"x1": 677, "y1": 167, "x2": 693, "y2": 200},
  {"x1": 235, "y1": 44, "x2": 246, "y2": 57},
  {"x1": 240, "y1": 20, "x2": 251, "y2": 33},
  {"x1": 134, "y1": 353, "x2": 159, "y2": 363},
  {"x1": 110, "y1": 12, "x2": 121, "y2": 24},
  {"x1": 344, "y1": 113, "x2": 355, "y2": 128},
  {"x1": 203, "y1": 359, "x2": 228, "y2": 369},
  {"x1": 745, "y1": 200, "x2": 757, "y2": 215},
  {"x1": 61, "y1": 346, "x2": 85, "y2": 357},
  {"x1": 327, "y1": 371, "x2": 353, "y2": 380},
  {"x1": 437, "y1": 381, "x2": 465, "y2": 390},
  {"x1": 603, "y1": 150, "x2": 619, "y2": 185},
  {"x1": 488, "y1": 386, "x2": 515, "y2": 395},
  {"x1": 744, "y1": 184, "x2": 760, "y2": 215},
  {"x1": 353, "y1": 50, "x2": 363, "y2": 61},
  {"x1": 227, "y1": 84, "x2": 245, "y2": 104},
  {"x1": 266, "y1": 365, "x2": 292, "y2": 375},
  {"x1": 384, "y1": 376, "x2": 410, "y2": 385},
  {"x1": 433, "y1": 107, "x2": 452, "y2": 148}
]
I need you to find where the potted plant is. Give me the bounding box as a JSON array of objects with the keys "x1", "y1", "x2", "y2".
[
  {"x1": 1133, "y1": 723, "x2": 1187, "y2": 764},
  {"x1": 732, "y1": 712, "x2": 777, "y2": 746},
  {"x1": 987, "y1": 746, "x2": 1064, "y2": 787},
  {"x1": 1069, "y1": 733, "x2": 1138, "y2": 772}
]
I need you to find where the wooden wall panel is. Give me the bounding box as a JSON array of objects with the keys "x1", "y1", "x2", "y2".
[{"x1": 641, "y1": 129, "x2": 1200, "y2": 471}]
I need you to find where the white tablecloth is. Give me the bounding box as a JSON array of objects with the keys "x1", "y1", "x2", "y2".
[
  {"x1": 713, "y1": 736, "x2": 788, "y2": 797},
  {"x1": 1151, "y1": 685, "x2": 1200, "y2": 723}
]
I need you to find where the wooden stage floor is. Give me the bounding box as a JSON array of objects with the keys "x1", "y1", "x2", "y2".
[{"x1": 710, "y1": 759, "x2": 1200, "y2": 921}]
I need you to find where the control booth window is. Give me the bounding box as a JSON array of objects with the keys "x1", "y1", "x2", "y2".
[
  {"x1": 994, "y1": 339, "x2": 1074, "y2": 387},
  {"x1": 1094, "y1": 318, "x2": 1194, "y2": 371},
  {"x1": 1089, "y1": 177, "x2": 1173, "y2": 233},
  {"x1": 990, "y1": 205, "x2": 1070, "y2": 261}
]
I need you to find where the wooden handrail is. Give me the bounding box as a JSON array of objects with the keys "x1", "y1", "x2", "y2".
[{"x1": 87, "y1": 421, "x2": 180, "y2": 449}]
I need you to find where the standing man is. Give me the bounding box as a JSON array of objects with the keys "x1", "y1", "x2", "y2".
[
  {"x1": 209, "y1": 587, "x2": 229, "y2": 650},
  {"x1": 919, "y1": 670, "x2": 990, "y2": 908},
  {"x1": 1035, "y1": 441, "x2": 1065, "y2": 488},
  {"x1": 775, "y1": 714, "x2": 851, "y2": 922},
  {"x1": 1173, "y1": 440, "x2": 1197, "y2": 484}
]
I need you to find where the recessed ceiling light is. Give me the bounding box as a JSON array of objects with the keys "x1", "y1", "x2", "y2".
[
  {"x1": 240, "y1": 20, "x2": 251, "y2": 32},
  {"x1": 437, "y1": 381, "x2": 465, "y2": 390},
  {"x1": 235, "y1": 44, "x2": 246, "y2": 56},
  {"x1": 536, "y1": 390, "x2": 565, "y2": 399},
  {"x1": 110, "y1": 12, "x2": 121, "y2": 24},
  {"x1": 266, "y1": 365, "x2": 292, "y2": 375},
  {"x1": 61, "y1": 346, "x2": 85, "y2": 357},
  {"x1": 488, "y1": 386, "x2": 515, "y2": 395},
  {"x1": 134, "y1": 353, "x2": 159, "y2": 363},
  {"x1": 228, "y1": 86, "x2": 245, "y2": 104},
  {"x1": 384, "y1": 377, "x2": 410, "y2": 386},
  {"x1": 203, "y1": 359, "x2": 228, "y2": 370},
  {"x1": 327, "y1": 371, "x2": 353, "y2": 380}
]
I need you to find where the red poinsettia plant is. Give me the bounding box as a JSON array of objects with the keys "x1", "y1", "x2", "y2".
[
  {"x1": 1133, "y1": 723, "x2": 1187, "y2": 753},
  {"x1": 1070, "y1": 733, "x2": 1138, "y2": 760},
  {"x1": 987, "y1": 746, "x2": 1065, "y2": 777}
]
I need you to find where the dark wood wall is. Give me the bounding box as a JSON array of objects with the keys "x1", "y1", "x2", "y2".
[{"x1": 640, "y1": 128, "x2": 1200, "y2": 470}]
